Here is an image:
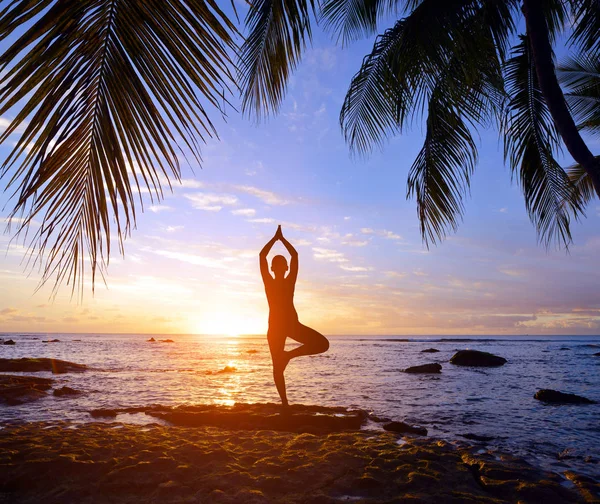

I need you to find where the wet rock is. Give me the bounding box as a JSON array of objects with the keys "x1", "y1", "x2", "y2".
[
  {"x1": 404, "y1": 363, "x2": 442, "y2": 374},
  {"x1": 246, "y1": 349, "x2": 258, "y2": 354},
  {"x1": 450, "y1": 350, "x2": 507, "y2": 367},
  {"x1": 559, "y1": 347, "x2": 570, "y2": 351},
  {"x1": 421, "y1": 348, "x2": 440, "y2": 353},
  {"x1": 382, "y1": 421, "x2": 427, "y2": 436},
  {"x1": 534, "y1": 389, "x2": 596, "y2": 405},
  {"x1": 0, "y1": 358, "x2": 87, "y2": 374},
  {"x1": 460, "y1": 433, "x2": 494, "y2": 442},
  {"x1": 42, "y1": 339, "x2": 60, "y2": 343},
  {"x1": 147, "y1": 337, "x2": 156, "y2": 342},
  {"x1": 145, "y1": 403, "x2": 367, "y2": 435},
  {"x1": 53, "y1": 386, "x2": 81, "y2": 397},
  {"x1": 3, "y1": 339, "x2": 16, "y2": 345},
  {"x1": 0, "y1": 374, "x2": 53, "y2": 405},
  {"x1": 159, "y1": 339, "x2": 174, "y2": 343},
  {"x1": 594, "y1": 352, "x2": 600, "y2": 356},
  {"x1": 367, "y1": 414, "x2": 392, "y2": 423},
  {"x1": 90, "y1": 409, "x2": 118, "y2": 418}
]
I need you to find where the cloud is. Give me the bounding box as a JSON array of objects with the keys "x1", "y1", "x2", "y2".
[
  {"x1": 312, "y1": 247, "x2": 348, "y2": 263},
  {"x1": 248, "y1": 218, "x2": 276, "y2": 224},
  {"x1": 340, "y1": 265, "x2": 372, "y2": 272},
  {"x1": 233, "y1": 185, "x2": 290, "y2": 205},
  {"x1": 361, "y1": 228, "x2": 401, "y2": 240},
  {"x1": 148, "y1": 205, "x2": 172, "y2": 213},
  {"x1": 232, "y1": 208, "x2": 256, "y2": 217},
  {"x1": 0, "y1": 117, "x2": 27, "y2": 135},
  {"x1": 384, "y1": 271, "x2": 407, "y2": 279},
  {"x1": 166, "y1": 225, "x2": 184, "y2": 232},
  {"x1": 0, "y1": 307, "x2": 18, "y2": 316},
  {"x1": 178, "y1": 178, "x2": 205, "y2": 189},
  {"x1": 154, "y1": 250, "x2": 226, "y2": 268},
  {"x1": 184, "y1": 192, "x2": 238, "y2": 211}
]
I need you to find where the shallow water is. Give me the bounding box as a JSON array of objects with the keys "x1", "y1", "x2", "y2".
[{"x1": 1, "y1": 333, "x2": 599, "y2": 479}]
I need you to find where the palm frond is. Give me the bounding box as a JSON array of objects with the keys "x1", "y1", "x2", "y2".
[
  {"x1": 320, "y1": 0, "x2": 398, "y2": 44},
  {"x1": 0, "y1": 0, "x2": 237, "y2": 295},
  {"x1": 559, "y1": 54, "x2": 600, "y2": 134},
  {"x1": 339, "y1": 0, "x2": 511, "y2": 155},
  {"x1": 568, "y1": 0, "x2": 600, "y2": 56},
  {"x1": 239, "y1": 0, "x2": 315, "y2": 119},
  {"x1": 503, "y1": 35, "x2": 585, "y2": 248},
  {"x1": 567, "y1": 156, "x2": 600, "y2": 205},
  {"x1": 406, "y1": 91, "x2": 478, "y2": 246}
]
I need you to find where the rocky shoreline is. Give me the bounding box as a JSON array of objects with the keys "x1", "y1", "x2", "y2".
[{"x1": 1, "y1": 419, "x2": 598, "y2": 503}]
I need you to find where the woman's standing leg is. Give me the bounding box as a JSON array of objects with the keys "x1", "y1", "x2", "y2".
[{"x1": 268, "y1": 332, "x2": 289, "y2": 406}]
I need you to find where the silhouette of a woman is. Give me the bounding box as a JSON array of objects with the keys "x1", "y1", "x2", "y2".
[{"x1": 260, "y1": 225, "x2": 329, "y2": 406}]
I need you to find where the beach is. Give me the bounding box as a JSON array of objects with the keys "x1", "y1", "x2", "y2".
[{"x1": 2, "y1": 418, "x2": 598, "y2": 503}]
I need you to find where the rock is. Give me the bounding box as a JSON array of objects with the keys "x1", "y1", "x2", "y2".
[
  {"x1": 41, "y1": 339, "x2": 60, "y2": 343},
  {"x1": 159, "y1": 339, "x2": 174, "y2": 343},
  {"x1": 383, "y1": 421, "x2": 427, "y2": 436},
  {"x1": 450, "y1": 350, "x2": 507, "y2": 367},
  {"x1": 0, "y1": 374, "x2": 53, "y2": 405},
  {"x1": 404, "y1": 363, "x2": 442, "y2": 374},
  {"x1": 421, "y1": 348, "x2": 440, "y2": 353},
  {"x1": 0, "y1": 358, "x2": 87, "y2": 374},
  {"x1": 53, "y1": 386, "x2": 81, "y2": 397},
  {"x1": 460, "y1": 433, "x2": 494, "y2": 442},
  {"x1": 147, "y1": 337, "x2": 156, "y2": 342},
  {"x1": 90, "y1": 409, "x2": 118, "y2": 418},
  {"x1": 246, "y1": 349, "x2": 258, "y2": 354},
  {"x1": 3, "y1": 339, "x2": 16, "y2": 345},
  {"x1": 559, "y1": 347, "x2": 570, "y2": 351},
  {"x1": 534, "y1": 389, "x2": 596, "y2": 405},
  {"x1": 594, "y1": 352, "x2": 600, "y2": 356},
  {"x1": 144, "y1": 403, "x2": 368, "y2": 435}
]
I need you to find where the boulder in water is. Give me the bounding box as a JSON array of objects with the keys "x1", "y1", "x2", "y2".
[
  {"x1": 53, "y1": 386, "x2": 81, "y2": 397},
  {"x1": 594, "y1": 352, "x2": 600, "y2": 356},
  {"x1": 90, "y1": 409, "x2": 118, "y2": 418},
  {"x1": 421, "y1": 348, "x2": 440, "y2": 353},
  {"x1": 159, "y1": 339, "x2": 174, "y2": 343},
  {"x1": 383, "y1": 421, "x2": 427, "y2": 436},
  {"x1": 147, "y1": 337, "x2": 156, "y2": 342},
  {"x1": 41, "y1": 339, "x2": 60, "y2": 343},
  {"x1": 3, "y1": 339, "x2": 16, "y2": 345},
  {"x1": 0, "y1": 374, "x2": 53, "y2": 405},
  {"x1": 404, "y1": 363, "x2": 442, "y2": 373},
  {"x1": 0, "y1": 358, "x2": 87, "y2": 374},
  {"x1": 534, "y1": 389, "x2": 596, "y2": 405},
  {"x1": 450, "y1": 350, "x2": 507, "y2": 367}
]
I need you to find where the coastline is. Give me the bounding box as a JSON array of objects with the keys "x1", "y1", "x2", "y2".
[{"x1": 1, "y1": 418, "x2": 598, "y2": 503}]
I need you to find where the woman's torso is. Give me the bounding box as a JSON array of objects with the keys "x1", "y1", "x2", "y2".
[{"x1": 265, "y1": 278, "x2": 298, "y2": 330}]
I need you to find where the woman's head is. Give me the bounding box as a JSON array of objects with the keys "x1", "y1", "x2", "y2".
[{"x1": 271, "y1": 255, "x2": 288, "y2": 277}]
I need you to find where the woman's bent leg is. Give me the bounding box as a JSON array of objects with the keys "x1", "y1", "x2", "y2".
[{"x1": 286, "y1": 323, "x2": 329, "y2": 360}]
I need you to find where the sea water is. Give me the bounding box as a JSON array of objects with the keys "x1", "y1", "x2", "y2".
[{"x1": 1, "y1": 333, "x2": 599, "y2": 479}]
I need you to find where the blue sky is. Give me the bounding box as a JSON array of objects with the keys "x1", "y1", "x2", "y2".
[{"x1": 1, "y1": 6, "x2": 599, "y2": 335}]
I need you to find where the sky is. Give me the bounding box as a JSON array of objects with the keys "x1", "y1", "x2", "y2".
[{"x1": 1, "y1": 7, "x2": 599, "y2": 336}]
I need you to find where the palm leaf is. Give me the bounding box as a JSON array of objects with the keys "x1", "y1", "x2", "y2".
[
  {"x1": 567, "y1": 157, "x2": 600, "y2": 205},
  {"x1": 503, "y1": 35, "x2": 585, "y2": 248},
  {"x1": 339, "y1": 0, "x2": 511, "y2": 155},
  {"x1": 320, "y1": 0, "x2": 399, "y2": 44},
  {"x1": 559, "y1": 53, "x2": 600, "y2": 134},
  {"x1": 239, "y1": 0, "x2": 315, "y2": 119},
  {"x1": 0, "y1": 0, "x2": 237, "y2": 295},
  {"x1": 568, "y1": 0, "x2": 600, "y2": 56},
  {"x1": 406, "y1": 90, "x2": 478, "y2": 245}
]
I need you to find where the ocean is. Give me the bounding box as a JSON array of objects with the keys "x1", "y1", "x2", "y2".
[{"x1": 1, "y1": 333, "x2": 599, "y2": 480}]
